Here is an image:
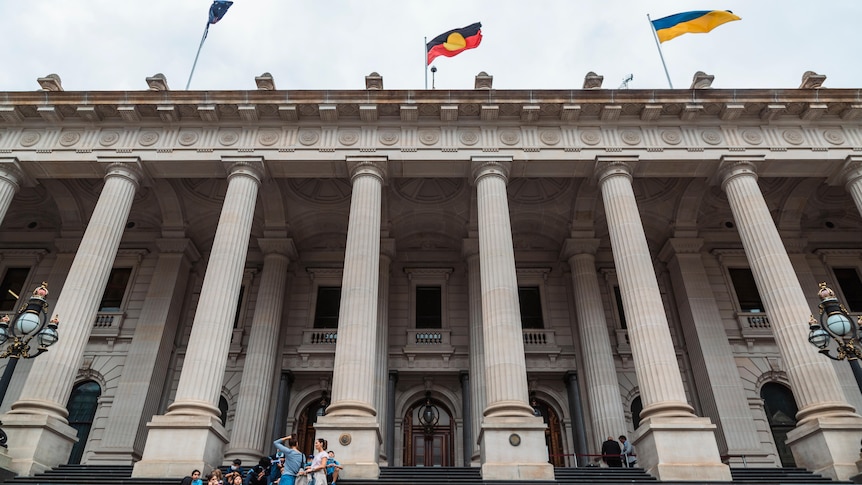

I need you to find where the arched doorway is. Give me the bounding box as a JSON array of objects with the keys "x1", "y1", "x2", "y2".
[
  {"x1": 531, "y1": 396, "x2": 565, "y2": 467},
  {"x1": 403, "y1": 393, "x2": 454, "y2": 467},
  {"x1": 761, "y1": 383, "x2": 798, "y2": 467},
  {"x1": 66, "y1": 381, "x2": 101, "y2": 464},
  {"x1": 296, "y1": 393, "x2": 329, "y2": 457},
  {"x1": 630, "y1": 396, "x2": 643, "y2": 429}
]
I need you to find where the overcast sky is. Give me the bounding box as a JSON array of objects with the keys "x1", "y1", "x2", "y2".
[{"x1": 2, "y1": 1, "x2": 860, "y2": 93}]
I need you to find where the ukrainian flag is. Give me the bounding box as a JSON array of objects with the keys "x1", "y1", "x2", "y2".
[{"x1": 652, "y1": 10, "x2": 741, "y2": 43}]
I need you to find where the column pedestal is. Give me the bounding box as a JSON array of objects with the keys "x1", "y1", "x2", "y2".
[
  {"x1": 0, "y1": 413, "x2": 78, "y2": 476},
  {"x1": 479, "y1": 416, "x2": 554, "y2": 480},
  {"x1": 313, "y1": 415, "x2": 380, "y2": 479},
  {"x1": 786, "y1": 416, "x2": 862, "y2": 481},
  {"x1": 131, "y1": 414, "x2": 229, "y2": 478},
  {"x1": 634, "y1": 416, "x2": 732, "y2": 481}
]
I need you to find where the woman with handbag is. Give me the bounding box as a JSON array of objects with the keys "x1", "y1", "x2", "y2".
[
  {"x1": 304, "y1": 438, "x2": 329, "y2": 485},
  {"x1": 273, "y1": 435, "x2": 307, "y2": 485}
]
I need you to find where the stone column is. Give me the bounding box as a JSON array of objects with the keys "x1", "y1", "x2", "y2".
[
  {"x1": 719, "y1": 158, "x2": 862, "y2": 480},
  {"x1": 462, "y1": 238, "x2": 485, "y2": 465},
  {"x1": 270, "y1": 371, "x2": 293, "y2": 444},
  {"x1": 90, "y1": 238, "x2": 200, "y2": 465},
  {"x1": 374, "y1": 238, "x2": 394, "y2": 464},
  {"x1": 596, "y1": 159, "x2": 729, "y2": 481},
  {"x1": 314, "y1": 158, "x2": 386, "y2": 479},
  {"x1": 385, "y1": 371, "x2": 397, "y2": 465},
  {"x1": 843, "y1": 157, "x2": 862, "y2": 218},
  {"x1": 133, "y1": 159, "x2": 264, "y2": 478},
  {"x1": 0, "y1": 158, "x2": 24, "y2": 226},
  {"x1": 2, "y1": 161, "x2": 142, "y2": 475},
  {"x1": 561, "y1": 238, "x2": 627, "y2": 444},
  {"x1": 225, "y1": 238, "x2": 296, "y2": 463},
  {"x1": 659, "y1": 237, "x2": 772, "y2": 466},
  {"x1": 460, "y1": 371, "x2": 472, "y2": 467},
  {"x1": 563, "y1": 372, "x2": 589, "y2": 467},
  {"x1": 471, "y1": 158, "x2": 553, "y2": 481}
]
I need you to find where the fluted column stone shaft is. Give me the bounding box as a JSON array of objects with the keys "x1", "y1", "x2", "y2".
[
  {"x1": 463, "y1": 239, "x2": 485, "y2": 462},
  {"x1": 720, "y1": 161, "x2": 857, "y2": 421},
  {"x1": 0, "y1": 160, "x2": 23, "y2": 226},
  {"x1": 326, "y1": 161, "x2": 385, "y2": 417},
  {"x1": 169, "y1": 162, "x2": 262, "y2": 417},
  {"x1": 226, "y1": 239, "x2": 294, "y2": 460},
  {"x1": 473, "y1": 161, "x2": 533, "y2": 418},
  {"x1": 563, "y1": 239, "x2": 628, "y2": 441},
  {"x1": 374, "y1": 241, "x2": 393, "y2": 456},
  {"x1": 11, "y1": 162, "x2": 141, "y2": 419},
  {"x1": 596, "y1": 161, "x2": 694, "y2": 420}
]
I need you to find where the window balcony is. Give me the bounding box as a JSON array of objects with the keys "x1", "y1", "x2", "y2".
[
  {"x1": 403, "y1": 329, "x2": 454, "y2": 366},
  {"x1": 91, "y1": 311, "x2": 124, "y2": 339}
]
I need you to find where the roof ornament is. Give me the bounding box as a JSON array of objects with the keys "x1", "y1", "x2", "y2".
[
  {"x1": 475, "y1": 71, "x2": 493, "y2": 90},
  {"x1": 800, "y1": 71, "x2": 826, "y2": 89},
  {"x1": 583, "y1": 72, "x2": 604, "y2": 89},
  {"x1": 365, "y1": 72, "x2": 383, "y2": 90},
  {"x1": 690, "y1": 71, "x2": 715, "y2": 89},
  {"x1": 37, "y1": 74, "x2": 63, "y2": 92},
  {"x1": 255, "y1": 72, "x2": 276, "y2": 90},
  {"x1": 146, "y1": 73, "x2": 169, "y2": 91}
]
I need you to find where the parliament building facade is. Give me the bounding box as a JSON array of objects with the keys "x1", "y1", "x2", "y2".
[{"x1": 0, "y1": 71, "x2": 860, "y2": 481}]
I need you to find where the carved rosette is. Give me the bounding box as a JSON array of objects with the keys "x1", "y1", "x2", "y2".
[
  {"x1": 338, "y1": 130, "x2": 359, "y2": 146},
  {"x1": 298, "y1": 130, "x2": 320, "y2": 146},
  {"x1": 378, "y1": 129, "x2": 399, "y2": 146},
  {"x1": 661, "y1": 130, "x2": 682, "y2": 145},
  {"x1": 58, "y1": 131, "x2": 81, "y2": 147},
  {"x1": 620, "y1": 130, "x2": 641, "y2": 146},
  {"x1": 782, "y1": 129, "x2": 804, "y2": 145},
  {"x1": 539, "y1": 129, "x2": 561, "y2": 146},
  {"x1": 823, "y1": 129, "x2": 845, "y2": 145},
  {"x1": 741, "y1": 129, "x2": 763, "y2": 145},
  {"x1": 258, "y1": 129, "x2": 280, "y2": 146},
  {"x1": 701, "y1": 130, "x2": 722, "y2": 145},
  {"x1": 178, "y1": 131, "x2": 199, "y2": 146},
  {"x1": 19, "y1": 132, "x2": 41, "y2": 147},
  {"x1": 99, "y1": 131, "x2": 120, "y2": 147},
  {"x1": 459, "y1": 129, "x2": 480, "y2": 146},
  {"x1": 499, "y1": 129, "x2": 520, "y2": 146},
  {"x1": 219, "y1": 131, "x2": 239, "y2": 146},
  {"x1": 580, "y1": 130, "x2": 601, "y2": 146},
  {"x1": 138, "y1": 131, "x2": 160, "y2": 146},
  {"x1": 418, "y1": 129, "x2": 440, "y2": 146}
]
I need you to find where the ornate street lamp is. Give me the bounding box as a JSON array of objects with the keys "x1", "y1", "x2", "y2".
[
  {"x1": 417, "y1": 392, "x2": 439, "y2": 435},
  {"x1": 0, "y1": 282, "x2": 60, "y2": 447},
  {"x1": 807, "y1": 282, "x2": 862, "y2": 392}
]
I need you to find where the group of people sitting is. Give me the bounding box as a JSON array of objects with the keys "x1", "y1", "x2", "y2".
[
  {"x1": 181, "y1": 436, "x2": 343, "y2": 485},
  {"x1": 600, "y1": 435, "x2": 636, "y2": 468}
]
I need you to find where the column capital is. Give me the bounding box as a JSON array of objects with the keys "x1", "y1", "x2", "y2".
[
  {"x1": 346, "y1": 156, "x2": 388, "y2": 184},
  {"x1": 561, "y1": 238, "x2": 601, "y2": 261},
  {"x1": 594, "y1": 156, "x2": 638, "y2": 185},
  {"x1": 717, "y1": 155, "x2": 765, "y2": 189},
  {"x1": 658, "y1": 237, "x2": 704, "y2": 262},
  {"x1": 0, "y1": 157, "x2": 26, "y2": 189},
  {"x1": 470, "y1": 156, "x2": 512, "y2": 185},
  {"x1": 99, "y1": 157, "x2": 145, "y2": 187},
  {"x1": 257, "y1": 238, "x2": 298, "y2": 260},
  {"x1": 841, "y1": 155, "x2": 862, "y2": 187},
  {"x1": 223, "y1": 156, "x2": 265, "y2": 183}
]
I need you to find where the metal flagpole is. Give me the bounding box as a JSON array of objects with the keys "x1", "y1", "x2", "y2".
[
  {"x1": 424, "y1": 37, "x2": 428, "y2": 90},
  {"x1": 647, "y1": 14, "x2": 674, "y2": 89},
  {"x1": 186, "y1": 22, "x2": 210, "y2": 90}
]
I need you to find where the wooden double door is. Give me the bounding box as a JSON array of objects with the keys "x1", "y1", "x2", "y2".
[{"x1": 403, "y1": 398, "x2": 454, "y2": 467}]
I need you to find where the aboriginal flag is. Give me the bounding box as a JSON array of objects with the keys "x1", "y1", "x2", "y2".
[{"x1": 426, "y1": 22, "x2": 482, "y2": 65}]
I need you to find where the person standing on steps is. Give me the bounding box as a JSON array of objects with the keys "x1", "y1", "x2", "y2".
[
  {"x1": 304, "y1": 438, "x2": 329, "y2": 485},
  {"x1": 619, "y1": 435, "x2": 636, "y2": 467},
  {"x1": 273, "y1": 434, "x2": 308, "y2": 485},
  {"x1": 601, "y1": 436, "x2": 623, "y2": 467}
]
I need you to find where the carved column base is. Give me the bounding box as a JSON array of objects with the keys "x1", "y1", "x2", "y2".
[
  {"x1": 87, "y1": 447, "x2": 140, "y2": 465},
  {"x1": 786, "y1": 416, "x2": 862, "y2": 481},
  {"x1": 633, "y1": 416, "x2": 731, "y2": 482},
  {"x1": 479, "y1": 416, "x2": 554, "y2": 481},
  {"x1": 132, "y1": 414, "x2": 229, "y2": 478},
  {"x1": 313, "y1": 414, "x2": 381, "y2": 479},
  {"x1": 0, "y1": 413, "x2": 78, "y2": 476},
  {"x1": 0, "y1": 448, "x2": 14, "y2": 481}
]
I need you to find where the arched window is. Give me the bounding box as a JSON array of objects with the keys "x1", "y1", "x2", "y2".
[
  {"x1": 761, "y1": 383, "x2": 798, "y2": 467},
  {"x1": 630, "y1": 396, "x2": 643, "y2": 430},
  {"x1": 66, "y1": 381, "x2": 101, "y2": 464},
  {"x1": 218, "y1": 396, "x2": 229, "y2": 427}
]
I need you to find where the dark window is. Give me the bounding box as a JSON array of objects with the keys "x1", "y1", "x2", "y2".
[
  {"x1": 729, "y1": 268, "x2": 766, "y2": 312},
  {"x1": 67, "y1": 381, "x2": 101, "y2": 464},
  {"x1": 99, "y1": 268, "x2": 132, "y2": 311},
  {"x1": 232, "y1": 285, "x2": 245, "y2": 328},
  {"x1": 630, "y1": 396, "x2": 643, "y2": 429},
  {"x1": 218, "y1": 396, "x2": 229, "y2": 426},
  {"x1": 613, "y1": 286, "x2": 628, "y2": 329},
  {"x1": 834, "y1": 268, "x2": 862, "y2": 313},
  {"x1": 313, "y1": 286, "x2": 341, "y2": 329},
  {"x1": 0, "y1": 268, "x2": 30, "y2": 313},
  {"x1": 519, "y1": 287, "x2": 544, "y2": 329},
  {"x1": 416, "y1": 286, "x2": 442, "y2": 329}
]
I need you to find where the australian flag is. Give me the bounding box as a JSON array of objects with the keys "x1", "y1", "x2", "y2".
[{"x1": 208, "y1": 1, "x2": 233, "y2": 25}]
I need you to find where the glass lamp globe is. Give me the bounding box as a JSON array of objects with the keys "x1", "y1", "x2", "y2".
[
  {"x1": 14, "y1": 312, "x2": 42, "y2": 336},
  {"x1": 0, "y1": 326, "x2": 7, "y2": 345},
  {"x1": 36, "y1": 326, "x2": 58, "y2": 348},
  {"x1": 808, "y1": 326, "x2": 831, "y2": 349},
  {"x1": 825, "y1": 313, "x2": 853, "y2": 338}
]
